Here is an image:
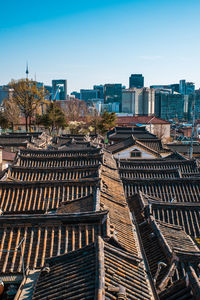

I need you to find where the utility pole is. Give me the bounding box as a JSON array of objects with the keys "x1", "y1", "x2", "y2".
[
  {"x1": 190, "y1": 94, "x2": 196, "y2": 159},
  {"x1": 148, "y1": 116, "x2": 155, "y2": 133}
]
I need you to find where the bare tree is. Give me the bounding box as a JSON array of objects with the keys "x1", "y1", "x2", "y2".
[
  {"x1": 153, "y1": 125, "x2": 169, "y2": 143},
  {"x1": 63, "y1": 99, "x2": 89, "y2": 122},
  {"x1": 3, "y1": 98, "x2": 20, "y2": 131},
  {"x1": 9, "y1": 79, "x2": 47, "y2": 131}
]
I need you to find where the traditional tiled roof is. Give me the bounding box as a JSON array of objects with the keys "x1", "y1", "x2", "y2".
[
  {"x1": 98, "y1": 150, "x2": 139, "y2": 253},
  {"x1": 0, "y1": 212, "x2": 108, "y2": 275},
  {"x1": 6, "y1": 139, "x2": 199, "y2": 298},
  {"x1": 32, "y1": 243, "x2": 97, "y2": 300},
  {"x1": 56, "y1": 194, "x2": 96, "y2": 213},
  {"x1": 150, "y1": 219, "x2": 200, "y2": 297},
  {"x1": 159, "y1": 280, "x2": 194, "y2": 300},
  {"x1": 0, "y1": 135, "x2": 32, "y2": 145},
  {"x1": 118, "y1": 158, "x2": 199, "y2": 175},
  {"x1": 0, "y1": 133, "x2": 51, "y2": 151},
  {"x1": 0, "y1": 146, "x2": 148, "y2": 268},
  {"x1": 6, "y1": 165, "x2": 99, "y2": 182},
  {"x1": 108, "y1": 126, "x2": 158, "y2": 142},
  {"x1": 138, "y1": 139, "x2": 169, "y2": 153},
  {"x1": 0, "y1": 148, "x2": 138, "y2": 254},
  {"x1": 152, "y1": 219, "x2": 200, "y2": 254},
  {"x1": 120, "y1": 168, "x2": 181, "y2": 179},
  {"x1": 31, "y1": 238, "x2": 152, "y2": 300},
  {"x1": 166, "y1": 143, "x2": 200, "y2": 156},
  {"x1": 0, "y1": 179, "x2": 99, "y2": 214},
  {"x1": 116, "y1": 116, "x2": 171, "y2": 125},
  {"x1": 128, "y1": 195, "x2": 200, "y2": 298},
  {"x1": 2, "y1": 151, "x2": 16, "y2": 162},
  {"x1": 123, "y1": 177, "x2": 200, "y2": 202},
  {"x1": 17, "y1": 154, "x2": 102, "y2": 168},
  {"x1": 163, "y1": 151, "x2": 188, "y2": 160},
  {"x1": 152, "y1": 202, "x2": 200, "y2": 238},
  {"x1": 0, "y1": 146, "x2": 155, "y2": 299},
  {"x1": 53, "y1": 133, "x2": 98, "y2": 142},
  {"x1": 20, "y1": 145, "x2": 101, "y2": 157},
  {"x1": 52, "y1": 135, "x2": 103, "y2": 149},
  {"x1": 107, "y1": 136, "x2": 163, "y2": 157},
  {"x1": 107, "y1": 136, "x2": 136, "y2": 153},
  {"x1": 7, "y1": 132, "x2": 42, "y2": 137},
  {"x1": 129, "y1": 193, "x2": 200, "y2": 238}
]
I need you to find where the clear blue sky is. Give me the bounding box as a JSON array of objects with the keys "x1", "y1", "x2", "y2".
[{"x1": 1, "y1": 0, "x2": 200, "y2": 92}]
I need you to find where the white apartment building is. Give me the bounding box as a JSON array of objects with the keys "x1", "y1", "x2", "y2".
[{"x1": 122, "y1": 88, "x2": 155, "y2": 115}]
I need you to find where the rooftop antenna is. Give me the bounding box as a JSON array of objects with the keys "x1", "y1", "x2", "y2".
[
  {"x1": 190, "y1": 93, "x2": 196, "y2": 159},
  {"x1": 26, "y1": 62, "x2": 29, "y2": 79}
]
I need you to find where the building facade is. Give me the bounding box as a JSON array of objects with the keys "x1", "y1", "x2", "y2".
[
  {"x1": 179, "y1": 80, "x2": 195, "y2": 95},
  {"x1": 104, "y1": 84, "x2": 122, "y2": 111},
  {"x1": 150, "y1": 84, "x2": 179, "y2": 93},
  {"x1": 80, "y1": 89, "x2": 98, "y2": 102},
  {"x1": 129, "y1": 74, "x2": 144, "y2": 89},
  {"x1": 93, "y1": 85, "x2": 104, "y2": 99},
  {"x1": 187, "y1": 94, "x2": 200, "y2": 121},
  {"x1": 122, "y1": 88, "x2": 155, "y2": 115},
  {"x1": 52, "y1": 79, "x2": 67, "y2": 100},
  {"x1": 155, "y1": 92, "x2": 185, "y2": 120}
]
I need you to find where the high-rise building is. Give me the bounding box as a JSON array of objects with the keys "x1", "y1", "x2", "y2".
[
  {"x1": 80, "y1": 89, "x2": 98, "y2": 102},
  {"x1": 122, "y1": 88, "x2": 155, "y2": 115},
  {"x1": 129, "y1": 74, "x2": 144, "y2": 89},
  {"x1": 52, "y1": 79, "x2": 67, "y2": 100},
  {"x1": 187, "y1": 94, "x2": 200, "y2": 121},
  {"x1": 104, "y1": 84, "x2": 122, "y2": 111},
  {"x1": 93, "y1": 85, "x2": 104, "y2": 99},
  {"x1": 155, "y1": 92, "x2": 185, "y2": 120},
  {"x1": 179, "y1": 80, "x2": 195, "y2": 95},
  {"x1": 179, "y1": 80, "x2": 186, "y2": 95},
  {"x1": 186, "y1": 82, "x2": 195, "y2": 95}
]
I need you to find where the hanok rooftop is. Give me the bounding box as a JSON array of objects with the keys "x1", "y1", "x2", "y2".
[{"x1": 0, "y1": 131, "x2": 199, "y2": 299}]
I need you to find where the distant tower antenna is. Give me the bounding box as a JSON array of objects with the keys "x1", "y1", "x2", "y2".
[{"x1": 26, "y1": 62, "x2": 29, "y2": 79}]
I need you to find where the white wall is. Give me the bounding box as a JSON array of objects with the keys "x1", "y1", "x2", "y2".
[{"x1": 113, "y1": 146, "x2": 155, "y2": 159}]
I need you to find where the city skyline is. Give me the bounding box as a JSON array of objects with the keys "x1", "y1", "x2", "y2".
[{"x1": 1, "y1": 0, "x2": 200, "y2": 92}]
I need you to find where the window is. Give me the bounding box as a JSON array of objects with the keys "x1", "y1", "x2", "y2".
[{"x1": 130, "y1": 149, "x2": 142, "y2": 158}]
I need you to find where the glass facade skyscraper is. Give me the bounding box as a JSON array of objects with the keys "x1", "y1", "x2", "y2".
[
  {"x1": 155, "y1": 93, "x2": 185, "y2": 120},
  {"x1": 93, "y1": 85, "x2": 104, "y2": 99},
  {"x1": 104, "y1": 84, "x2": 122, "y2": 111},
  {"x1": 129, "y1": 74, "x2": 144, "y2": 89},
  {"x1": 80, "y1": 89, "x2": 98, "y2": 102}
]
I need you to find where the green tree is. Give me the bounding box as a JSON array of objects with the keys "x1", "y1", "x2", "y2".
[
  {"x1": 9, "y1": 79, "x2": 47, "y2": 131},
  {"x1": 97, "y1": 111, "x2": 116, "y2": 135},
  {"x1": 37, "y1": 102, "x2": 66, "y2": 135}
]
